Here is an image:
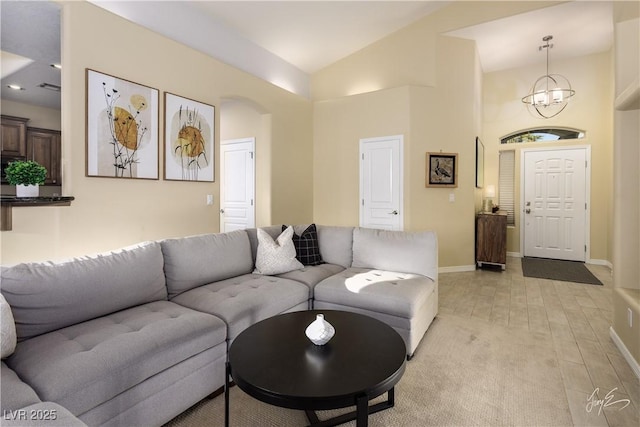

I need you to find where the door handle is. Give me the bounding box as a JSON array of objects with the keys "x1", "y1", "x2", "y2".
[{"x1": 389, "y1": 210, "x2": 398, "y2": 215}]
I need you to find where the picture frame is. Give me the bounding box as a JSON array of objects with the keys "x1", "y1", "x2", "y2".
[
  {"x1": 86, "y1": 69, "x2": 159, "y2": 179},
  {"x1": 476, "y1": 137, "x2": 484, "y2": 188},
  {"x1": 164, "y1": 92, "x2": 215, "y2": 182},
  {"x1": 426, "y1": 152, "x2": 458, "y2": 188}
]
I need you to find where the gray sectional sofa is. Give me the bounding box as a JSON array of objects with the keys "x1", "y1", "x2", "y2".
[{"x1": 1, "y1": 225, "x2": 438, "y2": 427}]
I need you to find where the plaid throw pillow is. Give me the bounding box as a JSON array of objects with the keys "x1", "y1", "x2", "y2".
[{"x1": 282, "y1": 224, "x2": 324, "y2": 266}]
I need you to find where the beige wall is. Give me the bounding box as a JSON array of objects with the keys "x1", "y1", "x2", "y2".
[
  {"x1": 612, "y1": 2, "x2": 640, "y2": 368},
  {"x1": 311, "y1": 1, "x2": 561, "y2": 101},
  {"x1": 220, "y1": 98, "x2": 272, "y2": 227},
  {"x1": 0, "y1": 0, "x2": 623, "y2": 273},
  {"x1": 310, "y1": 1, "x2": 564, "y2": 269},
  {"x1": 313, "y1": 86, "x2": 411, "y2": 226},
  {"x1": 1, "y1": 99, "x2": 61, "y2": 131},
  {"x1": 313, "y1": 35, "x2": 481, "y2": 268},
  {"x1": 483, "y1": 51, "x2": 614, "y2": 263},
  {"x1": 218, "y1": 94, "x2": 314, "y2": 230},
  {"x1": 1, "y1": 1, "x2": 313, "y2": 265}
]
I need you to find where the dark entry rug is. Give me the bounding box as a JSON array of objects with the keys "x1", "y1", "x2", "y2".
[{"x1": 521, "y1": 257, "x2": 603, "y2": 285}]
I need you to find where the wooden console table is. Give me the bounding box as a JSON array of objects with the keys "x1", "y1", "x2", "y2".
[
  {"x1": 1, "y1": 196, "x2": 74, "y2": 231},
  {"x1": 476, "y1": 212, "x2": 507, "y2": 270}
]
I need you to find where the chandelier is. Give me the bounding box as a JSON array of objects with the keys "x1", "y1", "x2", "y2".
[{"x1": 521, "y1": 35, "x2": 575, "y2": 118}]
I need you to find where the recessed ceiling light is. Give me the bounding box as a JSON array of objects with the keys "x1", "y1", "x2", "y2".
[
  {"x1": 50, "y1": 63, "x2": 62, "y2": 70},
  {"x1": 7, "y1": 84, "x2": 25, "y2": 91}
]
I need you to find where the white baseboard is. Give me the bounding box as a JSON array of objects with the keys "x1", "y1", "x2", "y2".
[
  {"x1": 437, "y1": 257, "x2": 612, "y2": 274},
  {"x1": 609, "y1": 326, "x2": 640, "y2": 380},
  {"x1": 588, "y1": 258, "x2": 613, "y2": 270},
  {"x1": 439, "y1": 265, "x2": 476, "y2": 273}
]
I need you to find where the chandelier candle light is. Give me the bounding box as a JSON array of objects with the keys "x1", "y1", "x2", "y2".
[{"x1": 521, "y1": 35, "x2": 575, "y2": 118}]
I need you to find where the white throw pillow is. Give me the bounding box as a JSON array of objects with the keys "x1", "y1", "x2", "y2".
[
  {"x1": 1, "y1": 293, "x2": 17, "y2": 358},
  {"x1": 254, "y1": 226, "x2": 304, "y2": 275}
]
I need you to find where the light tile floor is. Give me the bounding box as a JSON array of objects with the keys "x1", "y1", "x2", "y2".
[{"x1": 439, "y1": 257, "x2": 640, "y2": 427}]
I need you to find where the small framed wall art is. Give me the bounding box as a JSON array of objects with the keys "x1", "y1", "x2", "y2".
[
  {"x1": 86, "y1": 69, "x2": 159, "y2": 179},
  {"x1": 426, "y1": 152, "x2": 458, "y2": 188},
  {"x1": 164, "y1": 92, "x2": 215, "y2": 182}
]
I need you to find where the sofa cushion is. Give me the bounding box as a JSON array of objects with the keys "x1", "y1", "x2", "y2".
[
  {"x1": 277, "y1": 263, "x2": 345, "y2": 295},
  {"x1": 247, "y1": 225, "x2": 316, "y2": 262},
  {"x1": 246, "y1": 225, "x2": 283, "y2": 264},
  {"x1": 314, "y1": 267, "x2": 436, "y2": 319},
  {"x1": 352, "y1": 228, "x2": 438, "y2": 280},
  {"x1": 171, "y1": 273, "x2": 308, "y2": 341},
  {"x1": 5, "y1": 301, "x2": 226, "y2": 417},
  {"x1": 161, "y1": 230, "x2": 253, "y2": 299},
  {"x1": 1, "y1": 362, "x2": 41, "y2": 412},
  {"x1": 317, "y1": 225, "x2": 354, "y2": 268},
  {"x1": 0, "y1": 294, "x2": 16, "y2": 358},
  {"x1": 283, "y1": 223, "x2": 324, "y2": 266},
  {"x1": 253, "y1": 226, "x2": 303, "y2": 275},
  {"x1": 0, "y1": 241, "x2": 167, "y2": 341}
]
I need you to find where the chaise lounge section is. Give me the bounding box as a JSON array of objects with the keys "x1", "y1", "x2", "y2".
[{"x1": 1, "y1": 224, "x2": 438, "y2": 426}]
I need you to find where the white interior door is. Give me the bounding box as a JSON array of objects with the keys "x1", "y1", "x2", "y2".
[
  {"x1": 220, "y1": 138, "x2": 255, "y2": 232},
  {"x1": 522, "y1": 147, "x2": 589, "y2": 261},
  {"x1": 360, "y1": 135, "x2": 403, "y2": 230}
]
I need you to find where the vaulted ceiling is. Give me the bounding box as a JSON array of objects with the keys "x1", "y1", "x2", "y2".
[{"x1": 1, "y1": 1, "x2": 614, "y2": 105}]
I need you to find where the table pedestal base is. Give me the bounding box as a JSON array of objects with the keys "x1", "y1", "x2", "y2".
[
  {"x1": 225, "y1": 363, "x2": 396, "y2": 427},
  {"x1": 304, "y1": 388, "x2": 395, "y2": 427}
]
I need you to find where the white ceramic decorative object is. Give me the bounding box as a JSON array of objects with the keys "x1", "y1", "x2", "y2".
[
  {"x1": 16, "y1": 184, "x2": 39, "y2": 198},
  {"x1": 305, "y1": 314, "x2": 335, "y2": 345}
]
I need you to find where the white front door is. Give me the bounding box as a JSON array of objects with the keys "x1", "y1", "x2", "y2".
[
  {"x1": 359, "y1": 135, "x2": 403, "y2": 230},
  {"x1": 522, "y1": 147, "x2": 589, "y2": 261},
  {"x1": 220, "y1": 138, "x2": 255, "y2": 232}
]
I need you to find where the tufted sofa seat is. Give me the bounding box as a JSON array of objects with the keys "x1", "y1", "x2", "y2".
[
  {"x1": 314, "y1": 268, "x2": 437, "y2": 356},
  {"x1": 1, "y1": 224, "x2": 437, "y2": 426},
  {"x1": 7, "y1": 301, "x2": 226, "y2": 425},
  {"x1": 2, "y1": 241, "x2": 228, "y2": 427},
  {"x1": 171, "y1": 274, "x2": 309, "y2": 343},
  {"x1": 160, "y1": 229, "x2": 310, "y2": 343}
]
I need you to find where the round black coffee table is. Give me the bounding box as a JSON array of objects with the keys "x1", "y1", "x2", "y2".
[{"x1": 225, "y1": 310, "x2": 406, "y2": 427}]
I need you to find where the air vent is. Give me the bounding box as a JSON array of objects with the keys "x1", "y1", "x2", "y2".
[{"x1": 38, "y1": 83, "x2": 61, "y2": 92}]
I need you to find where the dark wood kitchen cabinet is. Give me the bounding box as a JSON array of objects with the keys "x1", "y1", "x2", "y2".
[
  {"x1": 27, "y1": 127, "x2": 61, "y2": 185},
  {"x1": 476, "y1": 212, "x2": 507, "y2": 270},
  {"x1": 1, "y1": 115, "x2": 28, "y2": 158}
]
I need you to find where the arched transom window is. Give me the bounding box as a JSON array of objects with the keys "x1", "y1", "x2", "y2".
[{"x1": 501, "y1": 128, "x2": 585, "y2": 144}]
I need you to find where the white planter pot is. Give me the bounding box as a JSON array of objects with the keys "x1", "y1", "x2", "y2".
[{"x1": 16, "y1": 184, "x2": 39, "y2": 198}]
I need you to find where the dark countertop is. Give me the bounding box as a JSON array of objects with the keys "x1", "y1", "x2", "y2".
[{"x1": 1, "y1": 196, "x2": 74, "y2": 205}]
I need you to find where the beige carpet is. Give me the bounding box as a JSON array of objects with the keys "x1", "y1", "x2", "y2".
[{"x1": 165, "y1": 313, "x2": 572, "y2": 426}]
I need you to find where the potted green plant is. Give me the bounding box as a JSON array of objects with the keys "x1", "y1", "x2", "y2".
[{"x1": 5, "y1": 160, "x2": 47, "y2": 197}]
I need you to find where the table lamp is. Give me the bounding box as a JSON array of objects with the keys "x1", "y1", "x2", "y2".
[{"x1": 483, "y1": 185, "x2": 496, "y2": 213}]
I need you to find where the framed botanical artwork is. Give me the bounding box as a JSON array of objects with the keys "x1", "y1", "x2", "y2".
[
  {"x1": 476, "y1": 137, "x2": 484, "y2": 188},
  {"x1": 164, "y1": 92, "x2": 215, "y2": 182},
  {"x1": 426, "y1": 152, "x2": 458, "y2": 188},
  {"x1": 86, "y1": 69, "x2": 159, "y2": 179}
]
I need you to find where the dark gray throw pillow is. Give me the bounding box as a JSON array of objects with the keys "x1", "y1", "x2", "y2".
[{"x1": 282, "y1": 223, "x2": 324, "y2": 266}]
